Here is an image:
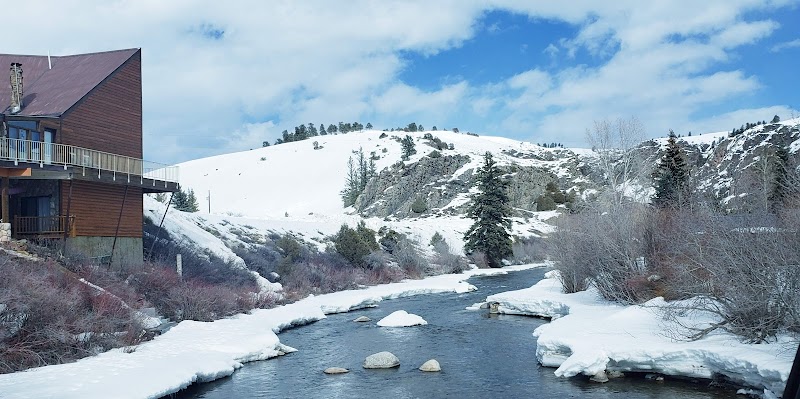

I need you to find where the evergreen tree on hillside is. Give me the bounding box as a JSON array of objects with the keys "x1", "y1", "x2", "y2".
[
  {"x1": 340, "y1": 148, "x2": 375, "y2": 207},
  {"x1": 329, "y1": 124, "x2": 337, "y2": 134},
  {"x1": 771, "y1": 115, "x2": 781, "y2": 123},
  {"x1": 769, "y1": 146, "x2": 790, "y2": 211},
  {"x1": 365, "y1": 122, "x2": 373, "y2": 130},
  {"x1": 401, "y1": 135, "x2": 416, "y2": 160},
  {"x1": 652, "y1": 130, "x2": 690, "y2": 208},
  {"x1": 319, "y1": 124, "x2": 327, "y2": 135},
  {"x1": 463, "y1": 152, "x2": 512, "y2": 268},
  {"x1": 172, "y1": 185, "x2": 199, "y2": 212}
]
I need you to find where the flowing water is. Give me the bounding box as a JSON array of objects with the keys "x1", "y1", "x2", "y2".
[{"x1": 175, "y1": 268, "x2": 740, "y2": 398}]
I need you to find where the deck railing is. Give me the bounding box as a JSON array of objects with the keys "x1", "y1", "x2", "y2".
[
  {"x1": 13, "y1": 215, "x2": 76, "y2": 237},
  {"x1": 0, "y1": 137, "x2": 178, "y2": 183}
]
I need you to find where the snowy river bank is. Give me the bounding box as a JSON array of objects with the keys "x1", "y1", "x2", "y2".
[{"x1": 0, "y1": 264, "x2": 792, "y2": 398}]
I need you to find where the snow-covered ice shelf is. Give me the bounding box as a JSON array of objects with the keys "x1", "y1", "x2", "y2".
[{"x1": 485, "y1": 271, "x2": 795, "y2": 397}]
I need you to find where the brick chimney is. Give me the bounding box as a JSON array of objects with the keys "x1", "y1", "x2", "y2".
[{"x1": 9, "y1": 63, "x2": 23, "y2": 114}]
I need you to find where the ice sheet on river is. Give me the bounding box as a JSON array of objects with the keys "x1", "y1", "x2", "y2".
[
  {"x1": 485, "y1": 271, "x2": 795, "y2": 397},
  {"x1": 0, "y1": 264, "x2": 539, "y2": 399}
]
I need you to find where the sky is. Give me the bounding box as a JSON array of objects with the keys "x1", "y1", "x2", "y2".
[{"x1": 5, "y1": 0, "x2": 800, "y2": 164}]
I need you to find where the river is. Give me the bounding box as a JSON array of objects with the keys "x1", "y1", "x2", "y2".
[{"x1": 174, "y1": 267, "x2": 740, "y2": 398}]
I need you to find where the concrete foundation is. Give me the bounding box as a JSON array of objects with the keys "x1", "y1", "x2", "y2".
[{"x1": 66, "y1": 236, "x2": 143, "y2": 270}]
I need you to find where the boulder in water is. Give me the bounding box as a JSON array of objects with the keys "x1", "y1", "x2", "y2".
[
  {"x1": 353, "y1": 316, "x2": 371, "y2": 322},
  {"x1": 324, "y1": 367, "x2": 349, "y2": 374},
  {"x1": 363, "y1": 351, "x2": 400, "y2": 369},
  {"x1": 590, "y1": 370, "x2": 609, "y2": 383},
  {"x1": 419, "y1": 359, "x2": 441, "y2": 372}
]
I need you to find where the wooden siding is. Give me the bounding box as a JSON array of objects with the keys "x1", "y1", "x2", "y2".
[
  {"x1": 60, "y1": 180, "x2": 143, "y2": 238},
  {"x1": 59, "y1": 51, "x2": 142, "y2": 158}
]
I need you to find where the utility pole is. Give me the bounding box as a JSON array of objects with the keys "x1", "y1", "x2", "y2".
[{"x1": 207, "y1": 190, "x2": 211, "y2": 213}]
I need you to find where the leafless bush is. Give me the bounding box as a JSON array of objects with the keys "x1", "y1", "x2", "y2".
[
  {"x1": 0, "y1": 257, "x2": 143, "y2": 373},
  {"x1": 430, "y1": 239, "x2": 468, "y2": 274},
  {"x1": 511, "y1": 236, "x2": 547, "y2": 264},
  {"x1": 548, "y1": 203, "x2": 655, "y2": 301},
  {"x1": 165, "y1": 283, "x2": 247, "y2": 322},
  {"x1": 393, "y1": 240, "x2": 428, "y2": 278},
  {"x1": 660, "y1": 210, "x2": 800, "y2": 342},
  {"x1": 469, "y1": 251, "x2": 490, "y2": 269}
]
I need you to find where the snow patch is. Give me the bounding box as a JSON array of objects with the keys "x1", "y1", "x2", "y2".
[{"x1": 376, "y1": 310, "x2": 427, "y2": 327}]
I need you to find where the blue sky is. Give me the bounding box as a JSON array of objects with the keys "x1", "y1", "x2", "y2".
[{"x1": 6, "y1": 1, "x2": 800, "y2": 163}]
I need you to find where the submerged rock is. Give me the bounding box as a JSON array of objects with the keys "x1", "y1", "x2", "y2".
[
  {"x1": 363, "y1": 351, "x2": 400, "y2": 369},
  {"x1": 419, "y1": 359, "x2": 441, "y2": 372},
  {"x1": 590, "y1": 370, "x2": 609, "y2": 383},
  {"x1": 324, "y1": 367, "x2": 349, "y2": 374},
  {"x1": 607, "y1": 370, "x2": 625, "y2": 379},
  {"x1": 353, "y1": 316, "x2": 371, "y2": 322}
]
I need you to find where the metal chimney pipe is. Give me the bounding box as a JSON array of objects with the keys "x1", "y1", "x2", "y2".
[{"x1": 9, "y1": 63, "x2": 23, "y2": 114}]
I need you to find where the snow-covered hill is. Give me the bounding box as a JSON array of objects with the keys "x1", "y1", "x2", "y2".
[
  {"x1": 159, "y1": 130, "x2": 566, "y2": 265},
  {"x1": 151, "y1": 119, "x2": 800, "y2": 271}
]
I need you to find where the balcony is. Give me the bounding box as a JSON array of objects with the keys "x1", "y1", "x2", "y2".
[
  {"x1": 13, "y1": 215, "x2": 76, "y2": 238},
  {"x1": 0, "y1": 137, "x2": 178, "y2": 190}
]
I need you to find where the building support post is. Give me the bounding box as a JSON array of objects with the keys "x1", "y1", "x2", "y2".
[
  {"x1": 61, "y1": 180, "x2": 74, "y2": 257},
  {"x1": 1, "y1": 177, "x2": 8, "y2": 223},
  {"x1": 109, "y1": 184, "x2": 129, "y2": 269},
  {"x1": 146, "y1": 192, "x2": 174, "y2": 261}
]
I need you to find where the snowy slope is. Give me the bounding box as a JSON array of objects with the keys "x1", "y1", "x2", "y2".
[
  {"x1": 178, "y1": 130, "x2": 574, "y2": 219},
  {"x1": 170, "y1": 130, "x2": 566, "y2": 257}
]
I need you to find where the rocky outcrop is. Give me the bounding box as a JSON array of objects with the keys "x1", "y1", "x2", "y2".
[
  {"x1": 355, "y1": 154, "x2": 565, "y2": 218},
  {"x1": 355, "y1": 155, "x2": 471, "y2": 218}
]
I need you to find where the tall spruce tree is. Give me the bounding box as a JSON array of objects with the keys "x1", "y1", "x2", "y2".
[
  {"x1": 463, "y1": 152, "x2": 512, "y2": 268},
  {"x1": 652, "y1": 130, "x2": 690, "y2": 208}
]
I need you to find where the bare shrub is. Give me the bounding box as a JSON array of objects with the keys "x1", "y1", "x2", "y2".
[
  {"x1": 661, "y1": 210, "x2": 800, "y2": 342},
  {"x1": 469, "y1": 251, "x2": 490, "y2": 269},
  {"x1": 393, "y1": 240, "x2": 428, "y2": 278},
  {"x1": 430, "y1": 239, "x2": 468, "y2": 274},
  {"x1": 548, "y1": 203, "x2": 657, "y2": 302},
  {"x1": 0, "y1": 257, "x2": 142, "y2": 373},
  {"x1": 511, "y1": 236, "x2": 547, "y2": 264},
  {"x1": 165, "y1": 282, "x2": 246, "y2": 322}
]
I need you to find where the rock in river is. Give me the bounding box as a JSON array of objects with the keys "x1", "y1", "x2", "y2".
[
  {"x1": 419, "y1": 359, "x2": 441, "y2": 372},
  {"x1": 324, "y1": 367, "x2": 349, "y2": 374},
  {"x1": 363, "y1": 351, "x2": 400, "y2": 369}
]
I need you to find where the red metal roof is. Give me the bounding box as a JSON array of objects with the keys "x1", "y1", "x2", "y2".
[{"x1": 0, "y1": 48, "x2": 139, "y2": 117}]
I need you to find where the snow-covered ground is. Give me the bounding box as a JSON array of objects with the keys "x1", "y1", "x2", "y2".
[
  {"x1": 483, "y1": 271, "x2": 795, "y2": 397},
  {"x1": 0, "y1": 265, "x2": 538, "y2": 399}
]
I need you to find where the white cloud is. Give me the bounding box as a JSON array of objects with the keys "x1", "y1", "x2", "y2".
[
  {"x1": 5, "y1": 0, "x2": 795, "y2": 162},
  {"x1": 770, "y1": 38, "x2": 800, "y2": 52}
]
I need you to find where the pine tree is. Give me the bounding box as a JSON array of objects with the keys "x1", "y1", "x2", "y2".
[
  {"x1": 400, "y1": 135, "x2": 416, "y2": 160},
  {"x1": 185, "y1": 189, "x2": 199, "y2": 212},
  {"x1": 340, "y1": 148, "x2": 375, "y2": 207},
  {"x1": 771, "y1": 115, "x2": 781, "y2": 123},
  {"x1": 171, "y1": 185, "x2": 199, "y2": 212},
  {"x1": 463, "y1": 152, "x2": 512, "y2": 268},
  {"x1": 365, "y1": 122, "x2": 373, "y2": 130},
  {"x1": 319, "y1": 123, "x2": 327, "y2": 135},
  {"x1": 328, "y1": 124, "x2": 337, "y2": 134},
  {"x1": 769, "y1": 146, "x2": 790, "y2": 211},
  {"x1": 652, "y1": 130, "x2": 690, "y2": 208}
]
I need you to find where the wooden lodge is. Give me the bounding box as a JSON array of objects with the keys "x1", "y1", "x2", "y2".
[{"x1": 0, "y1": 48, "x2": 178, "y2": 267}]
